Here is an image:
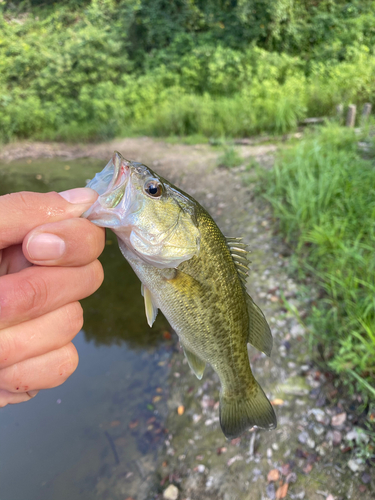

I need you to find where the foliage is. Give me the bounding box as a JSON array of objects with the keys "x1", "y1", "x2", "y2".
[
  {"x1": 2, "y1": 1, "x2": 375, "y2": 141},
  {"x1": 261, "y1": 124, "x2": 375, "y2": 397}
]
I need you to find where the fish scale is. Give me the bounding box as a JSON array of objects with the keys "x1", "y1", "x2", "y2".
[{"x1": 84, "y1": 152, "x2": 277, "y2": 439}]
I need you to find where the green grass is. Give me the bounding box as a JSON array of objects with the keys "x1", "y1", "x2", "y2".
[
  {"x1": 261, "y1": 124, "x2": 375, "y2": 400},
  {"x1": 217, "y1": 145, "x2": 243, "y2": 168}
]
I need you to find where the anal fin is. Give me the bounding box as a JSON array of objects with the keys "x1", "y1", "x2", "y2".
[
  {"x1": 142, "y1": 284, "x2": 158, "y2": 327},
  {"x1": 182, "y1": 345, "x2": 206, "y2": 380},
  {"x1": 246, "y1": 293, "x2": 273, "y2": 357}
]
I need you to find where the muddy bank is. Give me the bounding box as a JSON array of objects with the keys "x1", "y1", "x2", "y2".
[{"x1": 1, "y1": 138, "x2": 373, "y2": 500}]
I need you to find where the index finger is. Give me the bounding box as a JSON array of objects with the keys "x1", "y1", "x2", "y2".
[{"x1": 0, "y1": 188, "x2": 98, "y2": 250}]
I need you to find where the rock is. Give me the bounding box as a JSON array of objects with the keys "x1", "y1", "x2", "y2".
[
  {"x1": 163, "y1": 484, "x2": 179, "y2": 500},
  {"x1": 332, "y1": 431, "x2": 342, "y2": 446},
  {"x1": 331, "y1": 412, "x2": 346, "y2": 427},
  {"x1": 345, "y1": 427, "x2": 370, "y2": 444},
  {"x1": 307, "y1": 437, "x2": 316, "y2": 449},
  {"x1": 362, "y1": 472, "x2": 372, "y2": 484},
  {"x1": 347, "y1": 458, "x2": 365, "y2": 473},
  {"x1": 266, "y1": 482, "x2": 276, "y2": 500},
  {"x1": 313, "y1": 424, "x2": 325, "y2": 436},
  {"x1": 267, "y1": 469, "x2": 280, "y2": 482},
  {"x1": 298, "y1": 431, "x2": 309, "y2": 444},
  {"x1": 309, "y1": 408, "x2": 326, "y2": 423}
]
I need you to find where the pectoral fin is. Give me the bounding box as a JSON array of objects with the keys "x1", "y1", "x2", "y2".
[
  {"x1": 246, "y1": 293, "x2": 273, "y2": 357},
  {"x1": 141, "y1": 284, "x2": 158, "y2": 327},
  {"x1": 182, "y1": 345, "x2": 206, "y2": 380}
]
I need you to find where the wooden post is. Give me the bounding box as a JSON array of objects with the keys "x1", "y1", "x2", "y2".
[
  {"x1": 361, "y1": 103, "x2": 372, "y2": 124},
  {"x1": 336, "y1": 104, "x2": 343, "y2": 123},
  {"x1": 346, "y1": 105, "x2": 356, "y2": 127}
]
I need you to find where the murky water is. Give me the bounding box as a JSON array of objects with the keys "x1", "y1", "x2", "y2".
[{"x1": 0, "y1": 159, "x2": 171, "y2": 500}]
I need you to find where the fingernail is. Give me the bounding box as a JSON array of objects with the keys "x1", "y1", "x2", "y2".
[
  {"x1": 27, "y1": 390, "x2": 39, "y2": 398},
  {"x1": 27, "y1": 233, "x2": 66, "y2": 261},
  {"x1": 59, "y1": 187, "x2": 98, "y2": 204}
]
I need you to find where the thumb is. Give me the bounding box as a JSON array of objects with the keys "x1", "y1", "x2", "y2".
[{"x1": 0, "y1": 188, "x2": 98, "y2": 250}]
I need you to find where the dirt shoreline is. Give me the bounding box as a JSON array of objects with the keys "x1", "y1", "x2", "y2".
[{"x1": 1, "y1": 138, "x2": 373, "y2": 500}]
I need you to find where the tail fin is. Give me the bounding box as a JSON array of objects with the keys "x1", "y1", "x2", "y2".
[{"x1": 219, "y1": 381, "x2": 277, "y2": 439}]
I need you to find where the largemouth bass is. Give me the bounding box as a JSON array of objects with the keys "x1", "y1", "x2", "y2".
[{"x1": 83, "y1": 152, "x2": 277, "y2": 439}]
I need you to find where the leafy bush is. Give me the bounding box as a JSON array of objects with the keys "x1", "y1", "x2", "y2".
[{"x1": 2, "y1": 1, "x2": 375, "y2": 142}]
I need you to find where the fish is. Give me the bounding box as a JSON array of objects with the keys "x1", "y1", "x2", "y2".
[{"x1": 83, "y1": 152, "x2": 277, "y2": 439}]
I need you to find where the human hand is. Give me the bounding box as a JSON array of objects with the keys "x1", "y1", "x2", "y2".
[{"x1": 0, "y1": 188, "x2": 105, "y2": 407}]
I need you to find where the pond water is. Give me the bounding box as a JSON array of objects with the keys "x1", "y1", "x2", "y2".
[{"x1": 0, "y1": 159, "x2": 172, "y2": 499}]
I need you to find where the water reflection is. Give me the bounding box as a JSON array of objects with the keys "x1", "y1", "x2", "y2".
[
  {"x1": 83, "y1": 230, "x2": 168, "y2": 348},
  {"x1": 0, "y1": 158, "x2": 172, "y2": 500}
]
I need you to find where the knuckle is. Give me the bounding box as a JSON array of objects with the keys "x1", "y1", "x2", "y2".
[
  {"x1": 92, "y1": 260, "x2": 104, "y2": 288},
  {"x1": 17, "y1": 275, "x2": 49, "y2": 312},
  {"x1": 63, "y1": 302, "x2": 84, "y2": 335},
  {"x1": 0, "y1": 332, "x2": 15, "y2": 368},
  {"x1": 2, "y1": 363, "x2": 22, "y2": 393},
  {"x1": 84, "y1": 260, "x2": 104, "y2": 294},
  {"x1": 59, "y1": 343, "x2": 79, "y2": 379}
]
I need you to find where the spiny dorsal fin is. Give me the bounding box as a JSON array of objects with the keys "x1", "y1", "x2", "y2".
[
  {"x1": 246, "y1": 293, "x2": 273, "y2": 357},
  {"x1": 226, "y1": 237, "x2": 251, "y2": 285},
  {"x1": 141, "y1": 284, "x2": 158, "y2": 327},
  {"x1": 182, "y1": 345, "x2": 206, "y2": 380}
]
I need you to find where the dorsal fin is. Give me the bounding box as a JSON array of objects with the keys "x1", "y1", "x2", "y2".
[
  {"x1": 226, "y1": 237, "x2": 273, "y2": 357},
  {"x1": 226, "y1": 237, "x2": 251, "y2": 285}
]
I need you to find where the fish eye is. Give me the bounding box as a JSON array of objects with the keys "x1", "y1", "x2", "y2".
[{"x1": 144, "y1": 179, "x2": 163, "y2": 198}]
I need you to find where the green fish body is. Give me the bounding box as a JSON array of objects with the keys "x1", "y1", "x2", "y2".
[{"x1": 84, "y1": 152, "x2": 277, "y2": 439}]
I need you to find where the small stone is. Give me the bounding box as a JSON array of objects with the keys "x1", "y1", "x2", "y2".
[
  {"x1": 316, "y1": 444, "x2": 326, "y2": 456},
  {"x1": 309, "y1": 408, "x2": 326, "y2": 423},
  {"x1": 313, "y1": 424, "x2": 325, "y2": 436},
  {"x1": 267, "y1": 469, "x2": 280, "y2": 482},
  {"x1": 307, "y1": 438, "x2": 316, "y2": 449},
  {"x1": 266, "y1": 482, "x2": 276, "y2": 500},
  {"x1": 272, "y1": 443, "x2": 279, "y2": 451},
  {"x1": 286, "y1": 472, "x2": 297, "y2": 484},
  {"x1": 293, "y1": 491, "x2": 305, "y2": 499},
  {"x1": 163, "y1": 484, "x2": 179, "y2": 500},
  {"x1": 196, "y1": 464, "x2": 206, "y2": 473},
  {"x1": 347, "y1": 458, "x2": 365, "y2": 473},
  {"x1": 345, "y1": 427, "x2": 370, "y2": 444},
  {"x1": 298, "y1": 432, "x2": 309, "y2": 444},
  {"x1": 332, "y1": 431, "x2": 342, "y2": 446},
  {"x1": 279, "y1": 345, "x2": 287, "y2": 357},
  {"x1": 362, "y1": 472, "x2": 372, "y2": 484},
  {"x1": 227, "y1": 454, "x2": 243, "y2": 466},
  {"x1": 177, "y1": 405, "x2": 184, "y2": 415},
  {"x1": 331, "y1": 412, "x2": 346, "y2": 427},
  {"x1": 275, "y1": 482, "x2": 288, "y2": 499},
  {"x1": 192, "y1": 414, "x2": 202, "y2": 424}
]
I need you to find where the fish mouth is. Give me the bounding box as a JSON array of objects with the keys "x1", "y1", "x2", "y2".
[{"x1": 82, "y1": 152, "x2": 133, "y2": 225}]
